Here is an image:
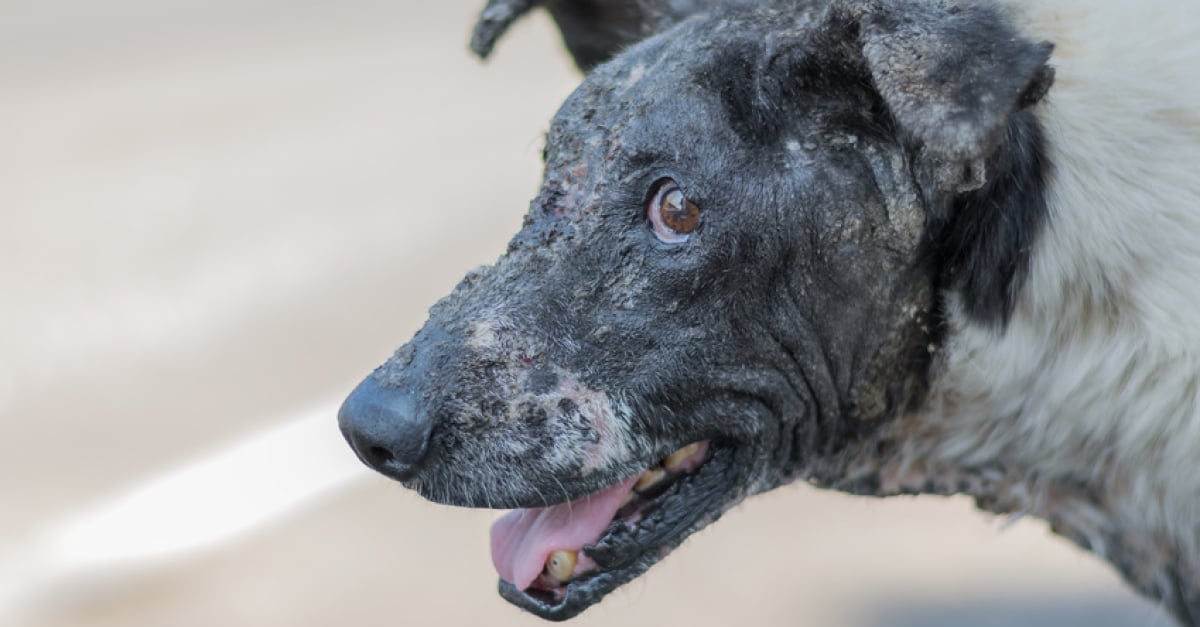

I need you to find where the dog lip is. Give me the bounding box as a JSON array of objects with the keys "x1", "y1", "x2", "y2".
[
  {"x1": 498, "y1": 573, "x2": 621, "y2": 622},
  {"x1": 496, "y1": 443, "x2": 745, "y2": 620}
]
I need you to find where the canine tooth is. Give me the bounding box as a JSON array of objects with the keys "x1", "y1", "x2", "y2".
[
  {"x1": 545, "y1": 550, "x2": 577, "y2": 583},
  {"x1": 634, "y1": 467, "x2": 667, "y2": 493},
  {"x1": 663, "y1": 443, "x2": 701, "y2": 470}
]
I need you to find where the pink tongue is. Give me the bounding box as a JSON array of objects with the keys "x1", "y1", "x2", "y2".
[{"x1": 490, "y1": 475, "x2": 638, "y2": 591}]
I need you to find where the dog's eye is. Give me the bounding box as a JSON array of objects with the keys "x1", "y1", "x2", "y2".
[{"x1": 647, "y1": 178, "x2": 700, "y2": 243}]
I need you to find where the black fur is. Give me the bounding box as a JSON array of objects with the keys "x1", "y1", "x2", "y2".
[
  {"x1": 695, "y1": 3, "x2": 1054, "y2": 326},
  {"x1": 927, "y1": 112, "x2": 1052, "y2": 325},
  {"x1": 472, "y1": 0, "x2": 724, "y2": 71}
]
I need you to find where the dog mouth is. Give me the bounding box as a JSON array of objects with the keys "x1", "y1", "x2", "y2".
[{"x1": 489, "y1": 440, "x2": 743, "y2": 620}]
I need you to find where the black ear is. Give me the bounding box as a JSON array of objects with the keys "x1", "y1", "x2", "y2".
[
  {"x1": 844, "y1": 0, "x2": 1054, "y2": 191},
  {"x1": 833, "y1": 0, "x2": 1055, "y2": 325},
  {"x1": 471, "y1": 0, "x2": 713, "y2": 71}
]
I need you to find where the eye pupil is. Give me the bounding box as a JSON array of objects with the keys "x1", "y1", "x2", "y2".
[{"x1": 658, "y1": 187, "x2": 700, "y2": 234}]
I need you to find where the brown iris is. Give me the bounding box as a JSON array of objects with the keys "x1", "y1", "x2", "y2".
[{"x1": 647, "y1": 178, "x2": 700, "y2": 243}]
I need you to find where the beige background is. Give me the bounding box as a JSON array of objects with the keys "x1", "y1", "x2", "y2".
[{"x1": 0, "y1": 2, "x2": 1171, "y2": 626}]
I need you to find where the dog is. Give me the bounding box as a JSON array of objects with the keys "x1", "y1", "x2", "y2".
[{"x1": 338, "y1": 0, "x2": 1200, "y2": 622}]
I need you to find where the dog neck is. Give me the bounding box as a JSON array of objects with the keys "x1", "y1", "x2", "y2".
[{"x1": 797, "y1": 1, "x2": 1200, "y2": 623}]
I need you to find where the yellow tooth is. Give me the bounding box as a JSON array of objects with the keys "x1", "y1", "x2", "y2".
[
  {"x1": 663, "y1": 443, "x2": 701, "y2": 470},
  {"x1": 619, "y1": 489, "x2": 637, "y2": 509},
  {"x1": 634, "y1": 467, "x2": 667, "y2": 493},
  {"x1": 545, "y1": 549, "x2": 577, "y2": 583}
]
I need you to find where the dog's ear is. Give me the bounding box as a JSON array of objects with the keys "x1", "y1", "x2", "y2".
[
  {"x1": 471, "y1": 0, "x2": 712, "y2": 71},
  {"x1": 842, "y1": 0, "x2": 1054, "y2": 192}
]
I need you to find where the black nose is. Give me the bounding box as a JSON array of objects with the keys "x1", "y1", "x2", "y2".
[{"x1": 338, "y1": 375, "x2": 432, "y2": 481}]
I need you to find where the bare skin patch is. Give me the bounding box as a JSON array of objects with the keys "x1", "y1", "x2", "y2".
[
  {"x1": 466, "y1": 317, "x2": 503, "y2": 351},
  {"x1": 547, "y1": 373, "x2": 633, "y2": 473}
]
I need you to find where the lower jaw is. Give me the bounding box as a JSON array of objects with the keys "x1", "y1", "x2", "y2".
[{"x1": 498, "y1": 547, "x2": 662, "y2": 620}]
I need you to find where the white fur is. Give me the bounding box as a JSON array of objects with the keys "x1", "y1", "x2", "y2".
[{"x1": 922, "y1": 0, "x2": 1200, "y2": 558}]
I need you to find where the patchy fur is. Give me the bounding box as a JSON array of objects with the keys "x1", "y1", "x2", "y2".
[{"x1": 340, "y1": 0, "x2": 1200, "y2": 623}]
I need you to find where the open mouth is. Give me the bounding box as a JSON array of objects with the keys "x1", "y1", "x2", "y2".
[{"x1": 489, "y1": 440, "x2": 740, "y2": 620}]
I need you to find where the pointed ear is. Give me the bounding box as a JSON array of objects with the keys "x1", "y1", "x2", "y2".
[
  {"x1": 845, "y1": 0, "x2": 1054, "y2": 189},
  {"x1": 471, "y1": 0, "x2": 710, "y2": 71}
]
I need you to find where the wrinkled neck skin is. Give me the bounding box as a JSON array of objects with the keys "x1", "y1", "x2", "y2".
[{"x1": 768, "y1": 224, "x2": 937, "y2": 492}]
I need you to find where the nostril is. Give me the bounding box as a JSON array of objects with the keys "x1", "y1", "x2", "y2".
[
  {"x1": 367, "y1": 446, "x2": 395, "y2": 465},
  {"x1": 338, "y1": 374, "x2": 433, "y2": 482}
]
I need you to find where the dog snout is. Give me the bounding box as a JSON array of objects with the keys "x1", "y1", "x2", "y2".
[{"x1": 338, "y1": 375, "x2": 431, "y2": 481}]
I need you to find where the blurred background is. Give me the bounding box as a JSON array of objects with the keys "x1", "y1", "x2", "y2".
[{"x1": 0, "y1": 1, "x2": 1173, "y2": 626}]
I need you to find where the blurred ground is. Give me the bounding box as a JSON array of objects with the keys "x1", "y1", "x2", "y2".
[{"x1": 0, "y1": 1, "x2": 1173, "y2": 626}]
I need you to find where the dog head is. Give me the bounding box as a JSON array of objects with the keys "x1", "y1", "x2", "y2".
[{"x1": 340, "y1": 0, "x2": 1054, "y2": 619}]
